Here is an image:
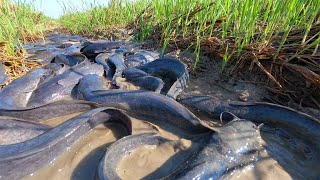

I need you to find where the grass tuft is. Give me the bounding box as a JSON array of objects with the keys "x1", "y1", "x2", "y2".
[{"x1": 0, "y1": 0, "x2": 54, "y2": 82}]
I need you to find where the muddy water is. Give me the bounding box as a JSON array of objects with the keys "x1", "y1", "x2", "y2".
[
  {"x1": 23, "y1": 124, "x2": 122, "y2": 180},
  {"x1": 22, "y1": 114, "x2": 181, "y2": 180},
  {"x1": 117, "y1": 139, "x2": 192, "y2": 180},
  {"x1": 19, "y1": 112, "x2": 311, "y2": 180}
]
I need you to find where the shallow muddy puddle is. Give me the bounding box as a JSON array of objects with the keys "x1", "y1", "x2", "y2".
[
  {"x1": 117, "y1": 138, "x2": 192, "y2": 180},
  {"x1": 23, "y1": 114, "x2": 315, "y2": 180},
  {"x1": 23, "y1": 124, "x2": 121, "y2": 180},
  {"x1": 22, "y1": 115, "x2": 184, "y2": 180}
]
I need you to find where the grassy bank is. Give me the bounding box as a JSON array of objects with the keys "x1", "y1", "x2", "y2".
[
  {"x1": 60, "y1": 0, "x2": 320, "y2": 108},
  {"x1": 60, "y1": 0, "x2": 320, "y2": 65},
  {"x1": 0, "y1": 0, "x2": 55, "y2": 81}
]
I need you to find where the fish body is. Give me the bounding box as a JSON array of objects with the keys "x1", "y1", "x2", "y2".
[
  {"x1": 177, "y1": 94, "x2": 320, "y2": 179},
  {"x1": 174, "y1": 120, "x2": 261, "y2": 179},
  {"x1": 82, "y1": 41, "x2": 125, "y2": 58},
  {"x1": 77, "y1": 74, "x2": 110, "y2": 99},
  {"x1": 137, "y1": 58, "x2": 189, "y2": 99},
  {"x1": 177, "y1": 94, "x2": 320, "y2": 140},
  {"x1": 0, "y1": 68, "x2": 50, "y2": 109},
  {"x1": 53, "y1": 54, "x2": 86, "y2": 66},
  {"x1": 0, "y1": 116, "x2": 51, "y2": 145},
  {"x1": 119, "y1": 68, "x2": 164, "y2": 93},
  {"x1": 77, "y1": 89, "x2": 208, "y2": 136},
  {"x1": 108, "y1": 53, "x2": 126, "y2": 84},
  {"x1": 0, "y1": 100, "x2": 101, "y2": 122},
  {"x1": 27, "y1": 60, "x2": 104, "y2": 107},
  {"x1": 124, "y1": 50, "x2": 158, "y2": 68},
  {"x1": 0, "y1": 107, "x2": 132, "y2": 180}
]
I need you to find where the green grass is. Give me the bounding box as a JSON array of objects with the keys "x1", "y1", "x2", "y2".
[
  {"x1": 0, "y1": 0, "x2": 57, "y2": 81},
  {"x1": 0, "y1": 0, "x2": 53, "y2": 57},
  {"x1": 60, "y1": 0, "x2": 320, "y2": 67}
]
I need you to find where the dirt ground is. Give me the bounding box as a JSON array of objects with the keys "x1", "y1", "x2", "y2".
[{"x1": 162, "y1": 49, "x2": 320, "y2": 119}]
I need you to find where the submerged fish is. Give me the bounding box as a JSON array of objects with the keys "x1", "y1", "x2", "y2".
[
  {"x1": 98, "y1": 133, "x2": 208, "y2": 180},
  {"x1": 0, "y1": 68, "x2": 51, "y2": 109},
  {"x1": 0, "y1": 107, "x2": 132, "y2": 180},
  {"x1": 0, "y1": 61, "x2": 8, "y2": 85},
  {"x1": 137, "y1": 58, "x2": 189, "y2": 99},
  {"x1": 27, "y1": 60, "x2": 104, "y2": 107},
  {"x1": 173, "y1": 119, "x2": 262, "y2": 179},
  {"x1": 0, "y1": 116, "x2": 51, "y2": 145},
  {"x1": 77, "y1": 89, "x2": 209, "y2": 137},
  {"x1": 81, "y1": 41, "x2": 125, "y2": 58}
]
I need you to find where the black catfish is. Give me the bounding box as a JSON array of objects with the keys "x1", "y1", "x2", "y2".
[
  {"x1": 77, "y1": 89, "x2": 209, "y2": 137},
  {"x1": 117, "y1": 68, "x2": 164, "y2": 93},
  {"x1": 177, "y1": 94, "x2": 320, "y2": 179},
  {"x1": 0, "y1": 100, "x2": 101, "y2": 122},
  {"x1": 77, "y1": 74, "x2": 110, "y2": 99},
  {"x1": 177, "y1": 94, "x2": 320, "y2": 140},
  {"x1": 53, "y1": 54, "x2": 87, "y2": 66},
  {"x1": 0, "y1": 68, "x2": 51, "y2": 109},
  {"x1": 0, "y1": 116, "x2": 51, "y2": 145},
  {"x1": 173, "y1": 119, "x2": 262, "y2": 179},
  {"x1": 81, "y1": 41, "x2": 125, "y2": 58},
  {"x1": 0, "y1": 107, "x2": 132, "y2": 180},
  {"x1": 124, "y1": 50, "x2": 159, "y2": 68},
  {"x1": 27, "y1": 60, "x2": 104, "y2": 107},
  {"x1": 137, "y1": 58, "x2": 189, "y2": 99}
]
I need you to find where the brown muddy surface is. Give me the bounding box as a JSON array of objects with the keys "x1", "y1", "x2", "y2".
[{"x1": 163, "y1": 49, "x2": 319, "y2": 118}]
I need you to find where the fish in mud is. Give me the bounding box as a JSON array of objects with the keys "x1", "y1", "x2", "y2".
[
  {"x1": 81, "y1": 41, "x2": 125, "y2": 58},
  {"x1": 0, "y1": 68, "x2": 51, "y2": 109},
  {"x1": 116, "y1": 68, "x2": 164, "y2": 93},
  {"x1": 77, "y1": 74, "x2": 111, "y2": 99},
  {"x1": 0, "y1": 61, "x2": 8, "y2": 85},
  {"x1": 27, "y1": 60, "x2": 104, "y2": 107},
  {"x1": 63, "y1": 43, "x2": 83, "y2": 56},
  {"x1": 177, "y1": 94, "x2": 320, "y2": 179},
  {"x1": 77, "y1": 87, "x2": 209, "y2": 137},
  {"x1": 137, "y1": 58, "x2": 189, "y2": 99},
  {"x1": 0, "y1": 107, "x2": 132, "y2": 180},
  {"x1": 177, "y1": 94, "x2": 320, "y2": 140},
  {"x1": 95, "y1": 53, "x2": 112, "y2": 78},
  {"x1": 124, "y1": 50, "x2": 159, "y2": 68},
  {"x1": 95, "y1": 52, "x2": 126, "y2": 82},
  {"x1": 173, "y1": 119, "x2": 262, "y2": 179},
  {"x1": 108, "y1": 53, "x2": 127, "y2": 84},
  {"x1": 53, "y1": 54, "x2": 87, "y2": 66},
  {"x1": 0, "y1": 100, "x2": 101, "y2": 122},
  {"x1": 98, "y1": 133, "x2": 208, "y2": 180},
  {"x1": 0, "y1": 116, "x2": 51, "y2": 145}
]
